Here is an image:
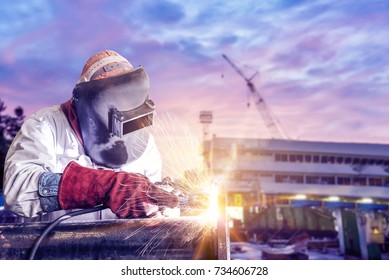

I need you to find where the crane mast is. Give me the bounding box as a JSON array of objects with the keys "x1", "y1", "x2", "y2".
[{"x1": 222, "y1": 54, "x2": 286, "y2": 139}]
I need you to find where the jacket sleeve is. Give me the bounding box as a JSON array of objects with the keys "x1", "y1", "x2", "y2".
[{"x1": 3, "y1": 111, "x2": 58, "y2": 217}]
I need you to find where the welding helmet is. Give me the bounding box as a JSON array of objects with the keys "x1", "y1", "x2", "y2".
[{"x1": 72, "y1": 50, "x2": 155, "y2": 168}]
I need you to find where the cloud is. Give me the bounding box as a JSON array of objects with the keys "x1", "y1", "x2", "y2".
[
  {"x1": 140, "y1": 0, "x2": 185, "y2": 23},
  {"x1": 0, "y1": 0, "x2": 388, "y2": 144}
]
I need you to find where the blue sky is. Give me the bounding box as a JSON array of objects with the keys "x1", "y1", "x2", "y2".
[{"x1": 1, "y1": 0, "x2": 389, "y2": 144}]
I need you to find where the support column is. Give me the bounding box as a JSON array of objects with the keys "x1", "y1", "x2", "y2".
[
  {"x1": 333, "y1": 209, "x2": 345, "y2": 256},
  {"x1": 356, "y1": 212, "x2": 369, "y2": 260},
  {"x1": 217, "y1": 192, "x2": 230, "y2": 260}
]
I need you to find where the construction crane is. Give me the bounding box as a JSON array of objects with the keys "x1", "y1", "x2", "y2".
[{"x1": 222, "y1": 54, "x2": 288, "y2": 139}]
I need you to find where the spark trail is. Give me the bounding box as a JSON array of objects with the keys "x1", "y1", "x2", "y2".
[
  {"x1": 150, "y1": 111, "x2": 222, "y2": 217},
  {"x1": 116, "y1": 111, "x2": 223, "y2": 259}
]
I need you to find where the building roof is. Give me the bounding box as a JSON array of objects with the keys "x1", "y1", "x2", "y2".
[{"x1": 210, "y1": 137, "x2": 389, "y2": 158}]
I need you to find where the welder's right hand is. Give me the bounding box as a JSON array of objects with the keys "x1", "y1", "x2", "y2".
[{"x1": 58, "y1": 161, "x2": 179, "y2": 218}]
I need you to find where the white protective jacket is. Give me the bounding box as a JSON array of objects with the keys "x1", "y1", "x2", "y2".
[{"x1": 3, "y1": 105, "x2": 162, "y2": 220}]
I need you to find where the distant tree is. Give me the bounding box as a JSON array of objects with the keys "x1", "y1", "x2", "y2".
[
  {"x1": 0, "y1": 99, "x2": 25, "y2": 190},
  {"x1": 0, "y1": 99, "x2": 6, "y2": 137}
]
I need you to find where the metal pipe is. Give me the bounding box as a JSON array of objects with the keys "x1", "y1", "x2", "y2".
[{"x1": 0, "y1": 216, "x2": 221, "y2": 260}]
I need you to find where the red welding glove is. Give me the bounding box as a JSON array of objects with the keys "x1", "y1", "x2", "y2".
[{"x1": 58, "y1": 161, "x2": 179, "y2": 218}]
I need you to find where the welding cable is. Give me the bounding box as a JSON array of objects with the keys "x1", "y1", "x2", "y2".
[{"x1": 28, "y1": 205, "x2": 106, "y2": 260}]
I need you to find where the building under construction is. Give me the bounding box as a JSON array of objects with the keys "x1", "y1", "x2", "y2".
[
  {"x1": 202, "y1": 135, "x2": 389, "y2": 259},
  {"x1": 205, "y1": 54, "x2": 389, "y2": 260}
]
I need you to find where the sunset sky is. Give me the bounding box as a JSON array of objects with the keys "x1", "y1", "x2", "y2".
[{"x1": 1, "y1": 0, "x2": 388, "y2": 144}]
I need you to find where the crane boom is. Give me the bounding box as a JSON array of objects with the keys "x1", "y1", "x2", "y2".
[{"x1": 222, "y1": 54, "x2": 286, "y2": 139}]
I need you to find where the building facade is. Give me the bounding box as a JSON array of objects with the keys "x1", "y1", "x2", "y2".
[
  {"x1": 203, "y1": 136, "x2": 389, "y2": 259},
  {"x1": 204, "y1": 136, "x2": 389, "y2": 207}
]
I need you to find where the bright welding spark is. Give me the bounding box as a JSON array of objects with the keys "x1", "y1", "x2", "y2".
[
  {"x1": 117, "y1": 111, "x2": 222, "y2": 258},
  {"x1": 203, "y1": 186, "x2": 219, "y2": 223},
  {"x1": 192, "y1": 176, "x2": 225, "y2": 223}
]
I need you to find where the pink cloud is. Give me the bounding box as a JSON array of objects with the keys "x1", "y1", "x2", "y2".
[{"x1": 1, "y1": 0, "x2": 388, "y2": 146}]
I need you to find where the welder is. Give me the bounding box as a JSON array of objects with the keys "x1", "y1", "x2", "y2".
[{"x1": 3, "y1": 50, "x2": 179, "y2": 221}]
